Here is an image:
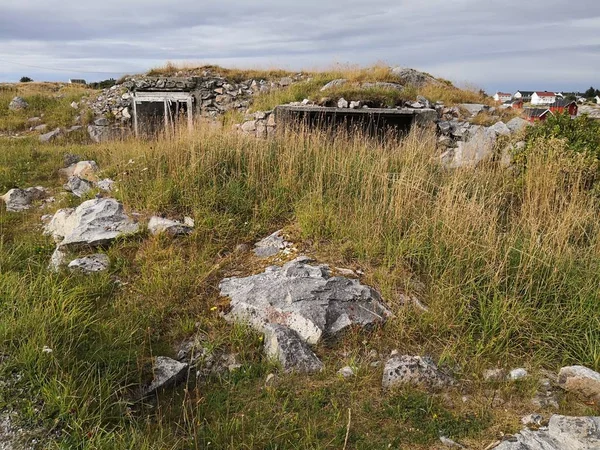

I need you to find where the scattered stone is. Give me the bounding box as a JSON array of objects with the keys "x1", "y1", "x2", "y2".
[
  {"x1": 1, "y1": 187, "x2": 48, "y2": 212},
  {"x1": 349, "y1": 101, "x2": 361, "y2": 109},
  {"x1": 558, "y1": 365, "x2": 600, "y2": 404},
  {"x1": 335, "y1": 267, "x2": 357, "y2": 277},
  {"x1": 493, "y1": 415, "x2": 600, "y2": 449},
  {"x1": 94, "y1": 117, "x2": 109, "y2": 127},
  {"x1": 382, "y1": 355, "x2": 454, "y2": 390},
  {"x1": 44, "y1": 197, "x2": 139, "y2": 248},
  {"x1": 279, "y1": 77, "x2": 293, "y2": 87},
  {"x1": 96, "y1": 178, "x2": 115, "y2": 192},
  {"x1": 59, "y1": 160, "x2": 99, "y2": 181},
  {"x1": 337, "y1": 98, "x2": 349, "y2": 109},
  {"x1": 320, "y1": 79, "x2": 347, "y2": 91},
  {"x1": 521, "y1": 414, "x2": 544, "y2": 427},
  {"x1": 265, "y1": 373, "x2": 277, "y2": 386},
  {"x1": 64, "y1": 176, "x2": 94, "y2": 198},
  {"x1": 144, "y1": 356, "x2": 188, "y2": 396},
  {"x1": 8, "y1": 96, "x2": 28, "y2": 111},
  {"x1": 39, "y1": 128, "x2": 61, "y2": 143},
  {"x1": 148, "y1": 216, "x2": 194, "y2": 236},
  {"x1": 509, "y1": 368, "x2": 528, "y2": 380},
  {"x1": 439, "y1": 436, "x2": 465, "y2": 448},
  {"x1": 483, "y1": 368, "x2": 506, "y2": 382},
  {"x1": 220, "y1": 256, "x2": 391, "y2": 345},
  {"x1": 33, "y1": 124, "x2": 48, "y2": 132},
  {"x1": 70, "y1": 101, "x2": 78, "y2": 109},
  {"x1": 48, "y1": 247, "x2": 68, "y2": 272},
  {"x1": 241, "y1": 120, "x2": 256, "y2": 132},
  {"x1": 68, "y1": 254, "x2": 110, "y2": 273},
  {"x1": 338, "y1": 366, "x2": 355, "y2": 378},
  {"x1": 506, "y1": 117, "x2": 530, "y2": 134},
  {"x1": 459, "y1": 103, "x2": 486, "y2": 116},
  {"x1": 252, "y1": 230, "x2": 291, "y2": 258},
  {"x1": 263, "y1": 324, "x2": 324, "y2": 373}
]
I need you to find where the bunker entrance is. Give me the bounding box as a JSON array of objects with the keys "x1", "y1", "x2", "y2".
[{"x1": 132, "y1": 92, "x2": 194, "y2": 137}]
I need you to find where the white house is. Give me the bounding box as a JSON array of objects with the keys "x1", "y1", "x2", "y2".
[
  {"x1": 493, "y1": 92, "x2": 512, "y2": 102},
  {"x1": 596, "y1": 95, "x2": 600, "y2": 104},
  {"x1": 531, "y1": 91, "x2": 556, "y2": 105},
  {"x1": 514, "y1": 90, "x2": 534, "y2": 101}
]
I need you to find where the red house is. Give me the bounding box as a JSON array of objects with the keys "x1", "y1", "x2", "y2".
[
  {"x1": 549, "y1": 99, "x2": 578, "y2": 116},
  {"x1": 524, "y1": 108, "x2": 553, "y2": 123}
]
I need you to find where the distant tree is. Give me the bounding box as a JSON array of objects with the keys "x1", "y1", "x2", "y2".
[
  {"x1": 584, "y1": 86, "x2": 597, "y2": 99},
  {"x1": 19, "y1": 76, "x2": 33, "y2": 83},
  {"x1": 88, "y1": 78, "x2": 117, "y2": 89},
  {"x1": 565, "y1": 94, "x2": 577, "y2": 101}
]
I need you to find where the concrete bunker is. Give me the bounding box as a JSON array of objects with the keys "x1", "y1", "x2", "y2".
[
  {"x1": 132, "y1": 91, "x2": 194, "y2": 136},
  {"x1": 274, "y1": 105, "x2": 437, "y2": 136}
]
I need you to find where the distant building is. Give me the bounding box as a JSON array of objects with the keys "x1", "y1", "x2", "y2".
[
  {"x1": 524, "y1": 108, "x2": 553, "y2": 122},
  {"x1": 596, "y1": 95, "x2": 600, "y2": 104},
  {"x1": 493, "y1": 92, "x2": 513, "y2": 102},
  {"x1": 502, "y1": 99, "x2": 523, "y2": 109},
  {"x1": 549, "y1": 99, "x2": 578, "y2": 116},
  {"x1": 514, "y1": 90, "x2": 534, "y2": 102},
  {"x1": 531, "y1": 91, "x2": 556, "y2": 105},
  {"x1": 69, "y1": 79, "x2": 87, "y2": 85}
]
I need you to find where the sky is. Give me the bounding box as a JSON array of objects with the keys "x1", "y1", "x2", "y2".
[{"x1": 1, "y1": 0, "x2": 599, "y2": 93}]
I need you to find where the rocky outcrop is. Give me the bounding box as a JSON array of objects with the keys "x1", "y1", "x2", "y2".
[
  {"x1": 8, "y1": 96, "x2": 28, "y2": 111},
  {"x1": 44, "y1": 198, "x2": 139, "y2": 249},
  {"x1": 263, "y1": 324, "x2": 324, "y2": 373},
  {"x1": 506, "y1": 117, "x2": 530, "y2": 134},
  {"x1": 219, "y1": 256, "x2": 391, "y2": 345},
  {"x1": 68, "y1": 254, "x2": 110, "y2": 273},
  {"x1": 148, "y1": 216, "x2": 194, "y2": 236},
  {"x1": 1, "y1": 187, "x2": 48, "y2": 212},
  {"x1": 390, "y1": 67, "x2": 441, "y2": 87},
  {"x1": 144, "y1": 356, "x2": 188, "y2": 396},
  {"x1": 558, "y1": 365, "x2": 600, "y2": 404},
  {"x1": 494, "y1": 415, "x2": 600, "y2": 449},
  {"x1": 382, "y1": 355, "x2": 454, "y2": 390}
]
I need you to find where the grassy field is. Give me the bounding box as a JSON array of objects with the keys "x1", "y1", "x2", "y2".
[{"x1": 1, "y1": 74, "x2": 599, "y2": 449}]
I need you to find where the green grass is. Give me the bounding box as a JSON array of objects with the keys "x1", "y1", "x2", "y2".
[{"x1": 0, "y1": 84, "x2": 599, "y2": 448}]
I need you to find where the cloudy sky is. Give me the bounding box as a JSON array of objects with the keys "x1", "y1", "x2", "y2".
[{"x1": 1, "y1": 0, "x2": 599, "y2": 92}]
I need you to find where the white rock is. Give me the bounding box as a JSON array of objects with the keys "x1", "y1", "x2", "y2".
[
  {"x1": 253, "y1": 230, "x2": 291, "y2": 258},
  {"x1": 509, "y1": 368, "x2": 528, "y2": 380},
  {"x1": 70, "y1": 101, "x2": 78, "y2": 109},
  {"x1": 490, "y1": 121, "x2": 511, "y2": 136},
  {"x1": 59, "y1": 160, "x2": 99, "y2": 181},
  {"x1": 521, "y1": 414, "x2": 544, "y2": 427},
  {"x1": 96, "y1": 178, "x2": 115, "y2": 192},
  {"x1": 337, "y1": 98, "x2": 349, "y2": 108},
  {"x1": 506, "y1": 117, "x2": 530, "y2": 134},
  {"x1": 263, "y1": 324, "x2": 324, "y2": 373},
  {"x1": 338, "y1": 366, "x2": 355, "y2": 378},
  {"x1": 64, "y1": 176, "x2": 93, "y2": 198},
  {"x1": 1, "y1": 187, "x2": 48, "y2": 212}
]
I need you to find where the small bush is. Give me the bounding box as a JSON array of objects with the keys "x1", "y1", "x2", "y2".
[{"x1": 19, "y1": 76, "x2": 33, "y2": 83}]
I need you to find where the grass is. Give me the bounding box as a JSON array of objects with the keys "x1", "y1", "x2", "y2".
[
  {"x1": 1, "y1": 81, "x2": 600, "y2": 448},
  {"x1": 0, "y1": 83, "x2": 96, "y2": 132}
]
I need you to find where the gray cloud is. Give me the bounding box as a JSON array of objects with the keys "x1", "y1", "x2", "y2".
[{"x1": 1, "y1": 0, "x2": 599, "y2": 92}]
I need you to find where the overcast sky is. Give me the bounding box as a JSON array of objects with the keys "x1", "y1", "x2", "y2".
[{"x1": 1, "y1": 0, "x2": 599, "y2": 92}]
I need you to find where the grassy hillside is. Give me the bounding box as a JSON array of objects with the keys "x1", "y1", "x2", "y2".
[{"x1": 0, "y1": 71, "x2": 599, "y2": 448}]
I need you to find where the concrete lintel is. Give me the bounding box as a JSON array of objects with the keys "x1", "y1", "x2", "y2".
[
  {"x1": 275, "y1": 105, "x2": 436, "y2": 117},
  {"x1": 133, "y1": 92, "x2": 194, "y2": 103}
]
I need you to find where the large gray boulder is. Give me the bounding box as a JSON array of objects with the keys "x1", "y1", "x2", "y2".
[
  {"x1": 490, "y1": 121, "x2": 511, "y2": 136},
  {"x1": 506, "y1": 117, "x2": 530, "y2": 134},
  {"x1": 219, "y1": 256, "x2": 391, "y2": 345},
  {"x1": 144, "y1": 356, "x2": 188, "y2": 396},
  {"x1": 494, "y1": 415, "x2": 600, "y2": 449},
  {"x1": 1, "y1": 187, "x2": 48, "y2": 212},
  {"x1": 558, "y1": 365, "x2": 600, "y2": 404},
  {"x1": 44, "y1": 198, "x2": 139, "y2": 248},
  {"x1": 8, "y1": 96, "x2": 28, "y2": 111},
  {"x1": 390, "y1": 67, "x2": 440, "y2": 87},
  {"x1": 459, "y1": 103, "x2": 486, "y2": 116},
  {"x1": 442, "y1": 126, "x2": 497, "y2": 168},
  {"x1": 263, "y1": 324, "x2": 324, "y2": 373},
  {"x1": 382, "y1": 355, "x2": 454, "y2": 390}
]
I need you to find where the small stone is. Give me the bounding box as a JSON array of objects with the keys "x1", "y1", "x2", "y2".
[
  {"x1": 558, "y1": 365, "x2": 600, "y2": 404},
  {"x1": 483, "y1": 368, "x2": 506, "y2": 382},
  {"x1": 59, "y1": 160, "x2": 99, "y2": 181},
  {"x1": 349, "y1": 101, "x2": 361, "y2": 109},
  {"x1": 509, "y1": 368, "x2": 528, "y2": 380},
  {"x1": 64, "y1": 176, "x2": 94, "y2": 198},
  {"x1": 70, "y1": 101, "x2": 79, "y2": 109},
  {"x1": 253, "y1": 230, "x2": 291, "y2": 258},
  {"x1": 337, "y1": 98, "x2": 349, "y2": 108},
  {"x1": 1, "y1": 187, "x2": 48, "y2": 212},
  {"x1": 439, "y1": 436, "x2": 464, "y2": 448},
  {"x1": 39, "y1": 128, "x2": 61, "y2": 143},
  {"x1": 265, "y1": 373, "x2": 277, "y2": 386},
  {"x1": 521, "y1": 414, "x2": 544, "y2": 427},
  {"x1": 338, "y1": 366, "x2": 355, "y2": 378},
  {"x1": 263, "y1": 324, "x2": 323, "y2": 373},
  {"x1": 148, "y1": 216, "x2": 194, "y2": 236},
  {"x1": 144, "y1": 356, "x2": 188, "y2": 396},
  {"x1": 241, "y1": 120, "x2": 256, "y2": 133},
  {"x1": 96, "y1": 178, "x2": 115, "y2": 192},
  {"x1": 68, "y1": 254, "x2": 110, "y2": 273}
]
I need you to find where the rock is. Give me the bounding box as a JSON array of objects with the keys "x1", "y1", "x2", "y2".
[
  {"x1": 335, "y1": 267, "x2": 357, "y2": 277},
  {"x1": 483, "y1": 368, "x2": 506, "y2": 382},
  {"x1": 439, "y1": 436, "x2": 465, "y2": 448},
  {"x1": 148, "y1": 216, "x2": 194, "y2": 236},
  {"x1": 320, "y1": 79, "x2": 347, "y2": 91},
  {"x1": 533, "y1": 377, "x2": 560, "y2": 409},
  {"x1": 144, "y1": 356, "x2": 188, "y2": 396},
  {"x1": 44, "y1": 198, "x2": 139, "y2": 248},
  {"x1": 64, "y1": 176, "x2": 94, "y2": 198},
  {"x1": 1, "y1": 187, "x2": 47, "y2": 212},
  {"x1": 263, "y1": 324, "x2": 324, "y2": 373},
  {"x1": 490, "y1": 121, "x2": 511, "y2": 136},
  {"x1": 382, "y1": 355, "x2": 454, "y2": 390},
  {"x1": 94, "y1": 117, "x2": 109, "y2": 127},
  {"x1": 253, "y1": 230, "x2": 291, "y2": 258},
  {"x1": 34, "y1": 124, "x2": 47, "y2": 132},
  {"x1": 70, "y1": 101, "x2": 78, "y2": 109},
  {"x1": 338, "y1": 366, "x2": 355, "y2": 378},
  {"x1": 63, "y1": 153, "x2": 81, "y2": 167},
  {"x1": 68, "y1": 254, "x2": 110, "y2": 273},
  {"x1": 442, "y1": 126, "x2": 497, "y2": 168},
  {"x1": 349, "y1": 101, "x2": 361, "y2": 109},
  {"x1": 279, "y1": 77, "x2": 293, "y2": 87},
  {"x1": 254, "y1": 111, "x2": 267, "y2": 120},
  {"x1": 8, "y1": 96, "x2": 28, "y2": 111},
  {"x1": 390, "y1": 67, "x2": 440, "y2": 87},
  {"x1": 39, "y1": 128, "x2": 61, "y2": 143},
  {"x1": 417, "y1": 95, "x2": 431, "y2": 108},
  {"x1": 48, "y1": 247, "x2": 68, "y2": 272},
  {"x1": 96, "y1": 178, "x2": 115, "y2": 192},
  {"x1": 220, "y1": 256, "x2": 391, "y2": 345},
  {"x1": 337, "y1": 98, "x2": 349, "y2": 108},
  {"x1": 59, "y1": 160, "x2": 99, "y2": 181},
  {"x1": 459, "y1": 103, "x2": 486, "y2": 116},
  {"x1": 558, "y1": 365, "x2": 600, "y2": 404},
  {"x1": 65, "y1": 125, "x2": 82, "y2": 133},
  {"x1": 509, "y1": 368, "x2": 528, "y2": 380},
  {"x1": 493, "y1": 415, "x2": 600, "y2": 449},
  {"x1": 241, "y1": 120, "x2": 256, "y2": 132},
  {"x1": 506, "y1": 117, "x2": 530, "y2": 134},
  {"x1": 122, "y1": 107, "x2": 131, "y2": 119},
  {"x1": 521, "y1": 414, "x2": 545, "y2": 427}
]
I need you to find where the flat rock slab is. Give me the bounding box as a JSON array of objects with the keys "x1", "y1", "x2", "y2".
[
  {"x1": 1, "y1": 187, "x2": 48, "y2": 212},
  {"x1": 220, "y1": 256, "x2": 390, "y2": 344},
  {"x1": 144, "y1": 356, "x2": 188, "y2": 396},
  {"x1": 263, "y1": 324, "x2": 323, "y2": 373},
  {"x1": 494, "y1": 415, "x2": 600, "y2": 449},
  {"x1": 44, "y1": 197, "x2": 139, "y2": 248},
  {"x1": 68, "y1": 254, "x2": 110, "y2": 273},
  {"x1": 253, "y1": 230, "x2": 291, "y2": 258},
  {"x1": 382, "y1": 355, "x2": 454, "y2": 390}
]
